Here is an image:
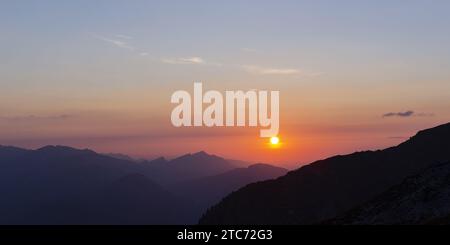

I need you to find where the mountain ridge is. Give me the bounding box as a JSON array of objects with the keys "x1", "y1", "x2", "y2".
[
  {"x1": 170, "y1": 163, "x2": 288, "y2": 212},
  {"x1": 0, "y1": 145, "x2": 285, "y2": 224}
]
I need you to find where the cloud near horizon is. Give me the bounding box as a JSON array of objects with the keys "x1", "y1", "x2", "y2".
[
  {"x1": 382, "y1": 111, "x2": 434, "y2": 118},
  {"x1": 383, "y1": 111, "x2": 414, "y2": 118}
]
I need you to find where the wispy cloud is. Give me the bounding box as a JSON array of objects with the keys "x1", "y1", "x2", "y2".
[
  {"x1": 92, "y1": 34, "x2": 309, "y2": 76},
  {"x1": 383, "y1": 111, "x2": 414, "y2": 118},
  {"x1": 242, "y1": 65, "x2": 301, "y2": 75},
  {"x1": 382, "y1": 111, "x2": 434, "y2": 118},
  {"x1": 94, "y1": 34, "x2": 208, "y2": 66},
  {"x1": 94, "y1": 34, "x2": 134, "y2": 51},
  {"x1": 114, "y1": 34, "x2": 133, "y2": 40},
  {"x1": 162, "y1": 57, "x2": 205, "y2": 65}
]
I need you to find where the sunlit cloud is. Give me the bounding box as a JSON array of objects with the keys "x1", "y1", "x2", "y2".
[
  {"x1": 242, "y1": 65, "x2": 301, "y2": 75},
  {"x1": 162, "y1": 57, "x2": 205, "y2": 65}
]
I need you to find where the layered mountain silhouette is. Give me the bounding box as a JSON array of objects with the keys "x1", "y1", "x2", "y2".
[
  {"x1": 3, "y1": 122, "x2": 450, "y2": 225},
  {"x1": 142, "y1": 151, "x2": 237, "y2": 185},
  {"x1": 105, "y1": 153, "x2": 139, "y2": 162},
  {"x1": 170, "y1": 164, "x2": 288, "y2": 211},
  {"x1": 327, "y1": 161, "x2": 450, "y2": 225},
  {"x1": 199, "y1": 122, "x2": 450, "y2": 224},
  {"x1": 86, "y1": 173, "x2": 197, "y2": 225},
  {"x1": 0, "y1": 145, "x2": 283, "y2": 224}
]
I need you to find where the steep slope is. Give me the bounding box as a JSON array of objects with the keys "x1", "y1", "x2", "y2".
[
  {"x1": 199, "y1": 122, "x2": 450, "y2": 224},
  {"x1": 328, "y1": 161, "x2": 450, "y2": 225}
]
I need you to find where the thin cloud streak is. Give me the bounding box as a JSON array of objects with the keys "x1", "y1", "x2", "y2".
[
  {"x1": 383, "y1": 111, "x2": 415, "y2": 118},
  {"x1": 382, "y1": 111, "x2": 435, "y2": 118},
  {"x1": 162, "y1": 57, "x2": 205, "y2": 65},
  {"x1": 242, "y1": 65, "x2": 301, "y2": 75},
  {"x1": 94, "y1": 34, "x2": 134, "y2": 50},
  {"x1": 92, "y1": 34, "x2": 311, "y2": 76},
  {"x1": 114, "y1": 34, "x2": 133, "y2": 40}
]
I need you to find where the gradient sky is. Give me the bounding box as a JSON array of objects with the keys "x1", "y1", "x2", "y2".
[{"x1": 1, "y1": 0, "x2": 450, "y2": 167}]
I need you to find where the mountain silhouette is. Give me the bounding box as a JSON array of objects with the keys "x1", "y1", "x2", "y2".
[
  {"x1": 199, "y1": 122, "x2": 450, "y2": 225},
  {"x1": 327, "y1": 161, "x2": 450, "y2": 225},
  {"x1": 0, "y1": 145, "x2": 146, "y2": 224},
  {"x1": 0, "y1": 145, "x2": 282, "y2": 224},
  {"x1": 141, "y1": 151, "x2": 237, "y2": 185},
  {"x1": 166, "y1": 151, "x2": 236, "y2": 179},
  {"x1": 0, "y1": 145, "x2": 139, "y2": 199},
  {"x1": 170, "y1": 164, "x2": 288, "y2": 212},
  {"x1": 85, "y1": 173, "x2": 197, "y2": 224},
  {"x1": 104, "y1": 153, "x2": 138, "y2": 162},
  {"x1": 0, "y1": 145, "x2": 29, "y2": 161}
]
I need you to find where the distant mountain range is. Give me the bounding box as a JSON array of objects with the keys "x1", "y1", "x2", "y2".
[
  {"x1": 170, "y1": 163, "x2": 287, "y2": 211},
  {"x1": 141, "y1": 151, "x2": 238, "y2": 185},
  {"x1": 199, "y1": 122, "x2": 450, "y2": 225},
  {"x1": 0, "y1": 145, "x2": 286, "y2": 224},
  {"x1": 3, "y1": 122, "x2": 450, "y2": 225}
]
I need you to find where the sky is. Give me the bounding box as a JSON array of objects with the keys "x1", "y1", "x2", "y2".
[{"x1": 1, "y1": 0, "x2": 450, "y2": 167}]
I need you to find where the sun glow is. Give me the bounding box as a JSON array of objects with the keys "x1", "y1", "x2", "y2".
[{"x1": 270, "y1": 136, "x2": 280, "y2": 145}]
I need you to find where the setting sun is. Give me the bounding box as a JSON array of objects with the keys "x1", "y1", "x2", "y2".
[{"x1": 270, "y1": 136, "x2": 280, "y2": 145}]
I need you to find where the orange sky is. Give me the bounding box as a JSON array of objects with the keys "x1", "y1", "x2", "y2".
[{"x1": 2, "y1": 1, "x2": 450, "y2": 168}]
